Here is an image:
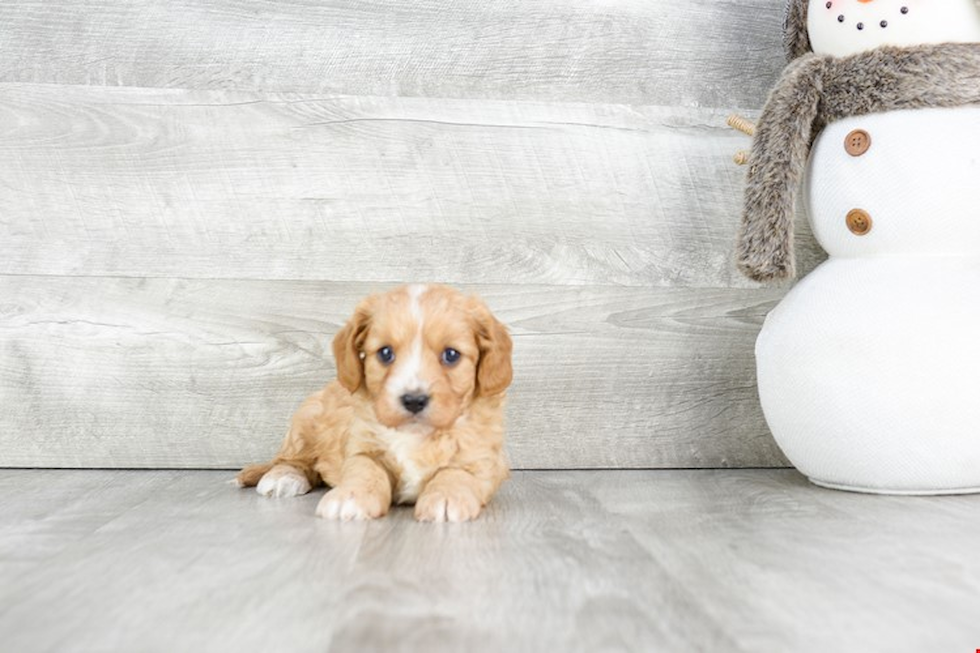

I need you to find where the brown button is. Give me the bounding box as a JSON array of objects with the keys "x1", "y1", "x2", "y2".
[
  {"x1": 844, "y1": 129, "x2": 871, "y2": 156},
  {"x1": 846, "y1": 208, "x2": 873, "y2": 236}
]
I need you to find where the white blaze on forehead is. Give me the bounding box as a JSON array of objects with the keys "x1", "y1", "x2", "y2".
[
  {"x1": 407, "y1": 284, "x2": 427, "y2": 318},
  {"x1": 388, "y1": 284, "x2": 429, "y2": 397}
]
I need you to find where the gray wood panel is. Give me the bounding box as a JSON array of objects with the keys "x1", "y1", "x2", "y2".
[
  {"x1": 0, "y1": 2, "x2": 818, "y2": 470},
  {"x1": 2, "y1": 469, "x2": 979, "y2": 652},
  {"x1": 0, "y1": 276, "x2": 789, "y2": 469},
  {"x1": 0, "y1": 0, "x2": 786, "y2": 108},
  {"x1": 0, "y1": 83, "x2": 824, "y2": 286}
]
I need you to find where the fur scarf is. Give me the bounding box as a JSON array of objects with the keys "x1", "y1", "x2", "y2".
[{"x1": 736, "y1": 42, "x2": 980, "y2": 282}]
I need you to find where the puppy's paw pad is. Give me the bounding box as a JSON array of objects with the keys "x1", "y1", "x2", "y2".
[
  {"x1": 415, "y1": 487, "x2": 482, "y2": 523},
  {"x1": 256, "y1": 467, "x2": 311, "y2": 498},
  {"x1": 316, "y1": 487, "x2": 386, "y2": 521}
]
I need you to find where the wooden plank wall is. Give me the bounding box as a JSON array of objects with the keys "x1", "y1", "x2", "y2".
[{"x1": 0, "y1": 0, "x2": 822, "y2": 469}]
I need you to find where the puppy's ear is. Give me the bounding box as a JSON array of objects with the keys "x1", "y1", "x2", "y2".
[
  {"x1": 332, "y1": 297, "x2": 375, "y2": 393},
  {"x1": 470, "y1": 297, "x2": 513, "y2": 397}
]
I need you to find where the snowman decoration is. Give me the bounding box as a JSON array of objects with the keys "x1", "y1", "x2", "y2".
[{"x1": 735, "y1": 0, "x2": 980, "y2": 493}]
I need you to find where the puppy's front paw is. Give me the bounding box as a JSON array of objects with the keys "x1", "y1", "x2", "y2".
[
  {"x1": 256, "y1": 465, "x2": 311, "y2": 498},
  {"x1": 316, "y1": 486, "x2": 388, "y2": 521},
  {"x1": 415, "y1": 486, "x2": 482, "y2": 523}
]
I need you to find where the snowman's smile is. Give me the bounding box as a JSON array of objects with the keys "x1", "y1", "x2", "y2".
[
  {"x1": 822, "y1": 1, "x2": 910, "y2": 32},
  {"x1": 807, "y1": 0, "x2": 980, "y2": 57}
]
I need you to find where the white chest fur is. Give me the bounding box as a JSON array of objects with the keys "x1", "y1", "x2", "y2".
[{"x1": 377, "y1": 426, "x2": 430, "y2": 504}]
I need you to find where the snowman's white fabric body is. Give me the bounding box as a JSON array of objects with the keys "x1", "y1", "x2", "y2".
[
  {"x1": 757, "y1": 107, "x2": 980, "y2": 493},
  {"x1": 750, "y1": 0, "x2": 980, "y2": 493}
]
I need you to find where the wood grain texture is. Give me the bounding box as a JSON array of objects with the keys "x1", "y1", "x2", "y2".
[
  {"x1": 0, "y1": 0, "x2": 786, "y2": 108},
  {"x1": 0, "y1": 83, "x2": 825, "y2": 286},
  {"x1": 2, "y1": 469, "x2": 979, "y2": 652},
  {"x1": 0, "y1": 276, "x2": 790, "y2": 469},
  {"x1": 0, "y1": 2, "x2": 815, "y2": 470}
]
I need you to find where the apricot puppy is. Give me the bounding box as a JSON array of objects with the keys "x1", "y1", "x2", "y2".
[{"x1": 236, "y1": 284, "x2": 513, "y2": 522}]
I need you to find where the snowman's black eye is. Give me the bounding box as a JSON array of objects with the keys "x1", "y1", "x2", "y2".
[
  {"x1": 857, "y1": 22, "x2": 865, "y2": 30},
  {"x1": 826, "y1": 1, "x2": 832, "y2": 8},
  {"x1": 838, "y1": 14, "x2": 845, "y2": 23},
  {"x1": 880, "y1": 20, "x2": 888, "y2": 28},
  {"x1": 901, "y1": 6, "x2": 909, "y2": 14}
]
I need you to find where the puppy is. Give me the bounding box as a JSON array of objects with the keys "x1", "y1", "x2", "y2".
[{"x1": 236, "y1": 284, "x2": 513, "y2": 522}]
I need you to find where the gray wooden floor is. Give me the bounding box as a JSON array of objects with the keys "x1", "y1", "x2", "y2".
[{"x1": 1, "y1": 470, "x2": 977, "y2": 652}]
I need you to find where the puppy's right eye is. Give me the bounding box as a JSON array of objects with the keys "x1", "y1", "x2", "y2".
[
  {"x1": 441, "y1": 348, "x2": 461, "y2": 366},
  {"x1": 377, "y1": 346, "x2": 395, "y2": 365}
]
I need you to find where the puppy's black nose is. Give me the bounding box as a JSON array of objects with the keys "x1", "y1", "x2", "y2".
[{"x1": 401, "y1": 393, "x2": 429, "y2": 414}]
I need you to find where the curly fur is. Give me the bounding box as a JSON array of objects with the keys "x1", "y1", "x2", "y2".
[
  {"x1": 737, "y1": 43, "x2": 980, "y2": 282},
  {"x1": 236, "y1": 284, "x2": 513, "y2": 522}
]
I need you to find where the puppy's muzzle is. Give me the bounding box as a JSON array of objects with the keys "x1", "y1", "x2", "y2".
[{"x1": 401, "y1": 393, "x2": 430, "y2": 415}]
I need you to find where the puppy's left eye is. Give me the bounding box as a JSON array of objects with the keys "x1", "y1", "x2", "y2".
[{"x1": 441, "y1": 348, "x2": 461, "y2": 366}]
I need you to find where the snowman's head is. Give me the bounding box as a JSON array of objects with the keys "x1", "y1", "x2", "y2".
[{"x1": 786, "y1": 0, "x2": 980, "y2": 58}]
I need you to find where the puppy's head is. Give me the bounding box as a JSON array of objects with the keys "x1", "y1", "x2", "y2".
[{"x1": 332, "y1": 284, "x2": 512, "y2": 431}]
